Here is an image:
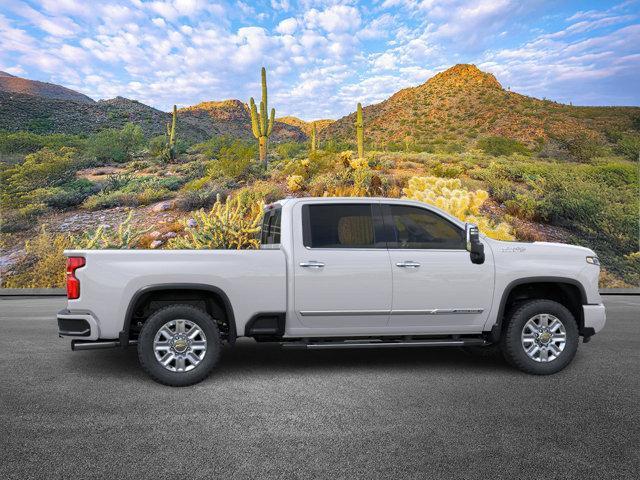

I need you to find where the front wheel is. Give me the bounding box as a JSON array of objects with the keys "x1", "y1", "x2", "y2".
[
  {"x1": 501, "y1": 299, "x2": 579, "y2": 375},
  {"x1": 138, "y1": 304, "x2": 221, "y2": 386}
]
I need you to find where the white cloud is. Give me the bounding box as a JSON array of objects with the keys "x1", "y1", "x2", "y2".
[
  {"x1": 9, "y1": 2, "x2": 80, "y2": 37},
  {"x1": 152, "y1": 17, "x2": 167, "y2": 28},
  {"x1": 276, "y1": 17, "x2": 298, "y2": 35},
  {"x1": 305, "y1": 5, "x2": 361, "y2": 33}
]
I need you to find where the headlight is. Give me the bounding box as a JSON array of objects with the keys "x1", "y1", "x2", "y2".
[{"x1": 586, "y1": 256, "x2": 600, "y2": 265}]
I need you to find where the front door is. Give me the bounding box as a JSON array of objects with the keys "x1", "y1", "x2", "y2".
[
  {"x1": 293, "y1": 202, "x2": 392, "y2": 331},
  {"x1": 383, "y1": 204, "x2": 494, "y2": 333}
]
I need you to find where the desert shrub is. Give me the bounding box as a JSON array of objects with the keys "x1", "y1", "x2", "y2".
[
  {"x1": 275, "y1": 141, "x2": 306, "y2": 160},
  {"x1": 233, "y1": 181, "x2": 285, "y2": 208},
  {"x1": 504, "y1": 194, "x2": 540, "y2": 220},
  {"x1": 2, "y1": 227, "x2": 73, "y2": 288},
  {"x1": 0, "y1": 131, "x2": 87, "y2": 154},
  {"x1": 31, "y1": 178, "x2": 98, "y2": 209},
  {"x1": 432, "y1": 163, "x2": 464, "y2": 178},
  {"x1": 82, "y1": 187, "x2": 173, "y2": 210},
  {"x1": 75, "y1": 211, "x2": 149, "y2": 249},
  {"x1": 167, "y1": 195, "x2": 262, "y2": 249},
  {"x1": 148, "y1": 135, "x2": 167, "y2": 157},
  {"x1": 287, "y1": 174, "x2": 305, "y2": 192},
  {"x1": 175, "y1": 188, "x2": 228, "y2": 211},
  {"x1": 0, "y1": 203, "x2": 47, "y2": 232},
  {"x1": 192, "y1": 136, "x2": 235, "y2": 158},
  {"x1": 203, "y1": 140, "x2": 257, "y2": 178},
  {"x1": 88, "y1": 123, "x2": 144, "y2": 163},
  {"x1": 0, "y1": 147, "x2": 82, "y2": 209},
  {"x1": 478, "y1": 136, "x2": 529, "y2": 156},
  {"x1": 82, "y1": 191, "x2": 137, "y2": 210},
  {"x1": 555, "y1": 132, "x2": 602, "y2": 162},
  {"x1": 402, "y1": 176, "x2": 514, "y2": 240},
  {"x1": 615, "y1": 133, "x2": 640, "y2": 160}
]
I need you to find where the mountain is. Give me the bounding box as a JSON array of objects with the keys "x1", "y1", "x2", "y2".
[
  {"x1": 276, "y1": 116, "x2": 334, "y2": 135},
  {"x1": 321, "y1": 64, "x2": 640, "y2": 148},
  {"x1": 0, "y1": 91, "x2": 211, "y2": 141},
  {"x1": 0, "y1": 75, "x2": 305, "y2": 142},
  {"x1": 179, "y1": 100, "x2": 306, "y2": 142},
  {"x1": 0, "y1": 71, "x2": 95, "y2": 104}
]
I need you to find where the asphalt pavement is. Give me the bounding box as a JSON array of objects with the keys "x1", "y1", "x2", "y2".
[{"x1": 1, "y1": 296, "x2": 638, "y2": 479}]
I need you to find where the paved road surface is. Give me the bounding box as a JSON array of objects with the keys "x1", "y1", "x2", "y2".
[{"x1": 1, "y1": 296, "x2": 638, "y2": 479}]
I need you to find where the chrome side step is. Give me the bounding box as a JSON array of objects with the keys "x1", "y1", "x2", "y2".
[
  {"x1": 282, "y1": 338, "x2": 488, "y2": 350},
  {"x1": 71, "y1": 339, "x2": 137, "y2": 351}
]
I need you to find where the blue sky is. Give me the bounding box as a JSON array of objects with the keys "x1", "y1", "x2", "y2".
[{"x1": 0, "y1": 0, "x2": 638, "y2": 120}]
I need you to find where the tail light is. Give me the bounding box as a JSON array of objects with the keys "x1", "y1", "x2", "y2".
[{"x1": 66, "y1": 257, "x2": 85, "y2": 299}]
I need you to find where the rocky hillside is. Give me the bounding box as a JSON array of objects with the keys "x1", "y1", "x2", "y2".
[
  {"x1": 277, "y1": 116, "x2": 334, "y2": 135},
  {"x1": 0, "y1": 71, "x2": 94, "y2": 104},
  {"x1": 0, "y1": 73, "x2": 306, "y2": 143},
  {"x1": 321, "y1": 64, "x2": 640, "y2": 147},
  {"x1": 179, "y1": 100, "x2": 306, "y2": 142},
  {"x1": 0, "y1": 91, "x2": 211, "y2": 142}
]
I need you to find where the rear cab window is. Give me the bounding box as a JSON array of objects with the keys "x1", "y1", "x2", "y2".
[
  {"x1": 260, "y1": 204, "x2": 282, "y2": 247},
  {"x1": 301, "y1": 203, "x2": 386, "y2": 248}
]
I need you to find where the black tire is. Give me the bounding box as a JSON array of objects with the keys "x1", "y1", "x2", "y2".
[
  {"x1": 501, "y1": 299, "x2": 579, "y2": 375},
  {"x1": 138, "y1": 304, "x2": 221, "y2": 387}
]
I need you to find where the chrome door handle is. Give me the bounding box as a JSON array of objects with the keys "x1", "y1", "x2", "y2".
[
  {"x1": 300, "y1": 261, "x2": 325, "y2": 268},
  {"x1": 396, "y1": 261, "x2": 421, "y2": 268}
]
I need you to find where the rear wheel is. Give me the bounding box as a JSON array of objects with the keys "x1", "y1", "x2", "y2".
[
  {"x1": 138, "y1": 304, "x2": 221, "y2": 386},
  {"x1": 501, "y1": 299, "x2": 579, "y2": 375}
]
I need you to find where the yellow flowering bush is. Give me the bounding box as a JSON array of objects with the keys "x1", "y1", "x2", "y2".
[
  {"x1": 403, "y1": 176, "x2": 514, "y2": 240},
  {"x1": 287, "y1": 174, "x2": 305, "y2": 192}
]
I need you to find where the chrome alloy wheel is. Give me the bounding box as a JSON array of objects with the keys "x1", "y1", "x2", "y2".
[
  {"x1": 153, "y1": 319, "x2": 207, "y2": 372},
  {"x1": 521, "y1": 313, "x2": 567, "y2": 363}
]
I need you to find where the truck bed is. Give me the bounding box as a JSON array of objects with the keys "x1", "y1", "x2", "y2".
[{"x1": 64, "y1": 249, "x2": 287, "y2": 339}]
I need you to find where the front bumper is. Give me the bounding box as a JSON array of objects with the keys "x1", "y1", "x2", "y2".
[
  {"x1": 582, "y1": 304, "x2": 606, "y2": 336},
  {"x1": 57, "y1": 309, "x2": 100, "y2": 341}
]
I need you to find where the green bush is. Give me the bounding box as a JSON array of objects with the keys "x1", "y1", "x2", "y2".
[
  {"x1": 214, "y1": 140, "x2": 257, "y2": 178},
  {"x1": 30, "y1": 179, "x2": 99, "y2": 209},
  {"x1": 82, "y1": 186, "x2": 173, "y2": 210},
  {"x1": 556, "y1": 132, "x2": 603, "y2": 162},
  {"x1": 275, "y1": 141, "x2": 306, "y2": 160},
  {"x1": 477, "y1": 136, "x2": 529, "y2": 156},
  {"x1": 88, "y1": 123, "x2": 144, "y2": 162},
  {"x1": 0, "y1": 131, "x2": 87, "y2": 154},
  {"x1": 0, "y1": 147, "x2": 82, "y2": 209},
  {"x1": 615, "y1": 133, "x2": 640, "y2": 160}
]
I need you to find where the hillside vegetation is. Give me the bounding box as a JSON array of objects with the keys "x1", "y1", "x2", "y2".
[{"x1": 0, "y1": 65, "x2": 638, "y2": 288}]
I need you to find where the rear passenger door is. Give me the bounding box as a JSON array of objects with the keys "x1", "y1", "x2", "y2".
[
  {"x1": 383, "y1": 204, "x2": 494, "y2": 332},
  {"x1": 293, "y1": 202, "x2": 392, "y2": 331}
]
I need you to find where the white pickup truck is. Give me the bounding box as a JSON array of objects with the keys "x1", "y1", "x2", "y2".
[{"x1": 57, "y1": 197, "x2": 606, "y2": 386}]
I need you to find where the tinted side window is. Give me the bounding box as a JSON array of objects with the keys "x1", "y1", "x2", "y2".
[
  {"x1": 303, "y1": 204, "x2": 378, "y2": 248},
  {"x1": 260, "y1": 207, "x2": 281, "y2": 245},
  {"x1": 386, "y1": 205, "x2": 464, "y2": 249}
]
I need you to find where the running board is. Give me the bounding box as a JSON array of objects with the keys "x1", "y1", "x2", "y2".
[
  {"x1": 282, "y1": 338, "x2": 488, "y2": 350},
  {"x1": 71, "y1": 339, "x2": 137, "y2": 351}
]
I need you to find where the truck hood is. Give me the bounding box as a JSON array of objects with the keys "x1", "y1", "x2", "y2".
[{"x1": 486, "y1": 239, "x2": 596, "y2": 258}]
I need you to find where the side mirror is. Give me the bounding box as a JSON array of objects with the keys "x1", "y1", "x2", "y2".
[{"x1": 465, "y1": 223, "x2": 485, "y2": 265}]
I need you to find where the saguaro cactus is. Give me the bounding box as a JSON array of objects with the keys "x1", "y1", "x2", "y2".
[
  {"x1": 249, "y1": 67, "x2": 275, "y2": 167},
  {"x1": 355, "y1": 102, "x2": 364, "y2": 160},
  {"x1": 310, "y1": 122, "x2": 317, "y2": 152},
  {"x1": 165, "y1": 104, "x2": 177, "y2": 161}
]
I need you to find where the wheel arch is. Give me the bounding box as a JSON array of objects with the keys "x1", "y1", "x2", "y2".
[
  {"x1": 488, "y1": 276, "x2": 587, "y2": 342},
  {"x1": 119, "y1": 283, "x2": 236, "y2": 346}
]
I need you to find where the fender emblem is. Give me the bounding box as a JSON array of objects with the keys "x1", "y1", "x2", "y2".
[{"x1": 501, "y1": 246, "x2": 526, "y2": 253}]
